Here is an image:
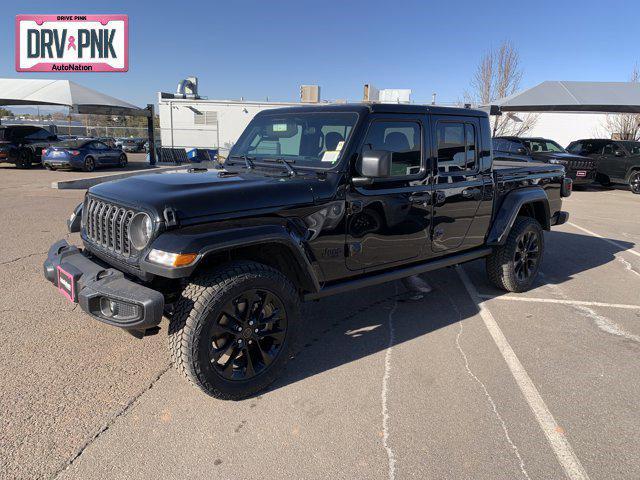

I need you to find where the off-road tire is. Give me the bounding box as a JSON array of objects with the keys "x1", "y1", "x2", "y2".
[
  {"x1": 168, "y1": 261, "x2": 301, "y2": 400},
  {"x1": 486, "y1": 216, "x2": 544, "y2": 293}
]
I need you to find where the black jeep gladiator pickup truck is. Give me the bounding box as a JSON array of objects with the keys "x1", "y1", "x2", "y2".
[{"x1": 44, "y1": 104, "x2": 571, "y2": 399}]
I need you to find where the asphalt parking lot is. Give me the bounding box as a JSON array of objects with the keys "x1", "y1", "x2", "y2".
[{"x1": 1, "y1": 164, "x2": 639, "y2": 480}]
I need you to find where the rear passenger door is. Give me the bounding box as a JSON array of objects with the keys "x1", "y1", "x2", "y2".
[{"x1": 431, "y1": 116, "x2": 485, "y2": 252}]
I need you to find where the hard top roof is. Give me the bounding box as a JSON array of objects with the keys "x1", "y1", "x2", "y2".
[{"x1": 256, "y1": 102, "x2": 488, "y2": 117}]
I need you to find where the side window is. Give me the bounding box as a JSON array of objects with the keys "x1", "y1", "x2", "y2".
[
  {"x1": 24, "y1": 128, "x2": 51, "y2": 141},
  {"x1": 492, "y1": 139, "x2": 507, "y2": 152},
  {"x1": 362, "y1": 121, "x2": 422, "y2": 177},
  {"x1": 437, "y1": 122, "x2": 477, "y2": 174},
  {"x1": 603, "y1": 142, "x2": 616, "y2": 155},
  {"x1": 91, "y1": 142, "x2": 108, "y2": 150},
  {"x1": 466, "y1": 124, "x2": 476, "y2": 170}
]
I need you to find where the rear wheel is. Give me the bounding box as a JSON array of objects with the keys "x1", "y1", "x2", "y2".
[
  {"x1": 168, "y1": 261, "x2": 301, "y2": 399},
  {"x1": 16, "y1": 148, "x2": 33, "y2": 169},
  {"x1": 486, "y1": 216, "x2": 544, "y2": 292},
  {"x1": 629, "y1": 171, "x2": 640, "y2": 194},
  {"x1": 83, "y1": 156, "x2": 96, "y2": 172}
]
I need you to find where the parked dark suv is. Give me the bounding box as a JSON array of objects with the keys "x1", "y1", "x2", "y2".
[
  {"x1": 0, "y1": 125, "x2": 60, "y2": 168},
  {"x1": 493, "y1": 136, "x2": 597, "y2": 185},
  {"x1": 566, "y1": 139, "x2": 640, "y2": 194}
]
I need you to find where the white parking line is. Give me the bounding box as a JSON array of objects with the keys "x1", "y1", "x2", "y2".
[
  {"x1": 477, "y1": 294, "x2": 640, "y2": 310},
  {"x1": 381, "y1": 284, "x2": 398, "y2": 480},
  {"x1": 568, "y1": 222, "x2": 640, "y2": 259},
  {"x1": 456, "y1": 266, "x2": 590, "y2": 480}
]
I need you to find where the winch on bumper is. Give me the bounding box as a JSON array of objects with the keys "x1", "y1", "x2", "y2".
[{"x1": 43, "y1": 239, "x2": 164, "y2": 333}]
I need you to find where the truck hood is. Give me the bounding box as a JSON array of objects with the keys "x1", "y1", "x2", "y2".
[{"x1": 89, "y1": 168, "x2": 325, "y2": 222}]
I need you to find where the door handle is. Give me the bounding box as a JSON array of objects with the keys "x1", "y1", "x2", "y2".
[
  {"x1": 462, "y1": 187, "x2": 482, "y2": 199},
  {"x1": 409, "y1": 194, "x2": 431, "y2": 206}
]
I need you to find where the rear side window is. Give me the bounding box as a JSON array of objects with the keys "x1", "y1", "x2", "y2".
[
  {"x1": 23, "y1": 127, "x2": 51, "y2": 141},
  {"x1": 362, "y1": 121, "x2": 422, "y2": 177},
  {"x1": 437, "y1": 122, "x2": 477, "y2": 174}
]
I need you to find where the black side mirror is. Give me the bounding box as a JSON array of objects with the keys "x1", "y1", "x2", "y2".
[
  {"x1": 516, "y1": 147, "x2": 527, "y2": 155},
  {"x1": 352, "y1": 150, "x2": 392, "y2": 185},
  {"x1": 615, "y1": 150, "x2": 625, "y2": 157}
]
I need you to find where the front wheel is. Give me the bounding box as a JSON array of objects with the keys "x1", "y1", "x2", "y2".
[
  {"x1": 486, "y1": 216, "x2": 544, "y2": 292},
  {"x1": 168, "y1": 261, "x2": 301, "y2": 399},
  {"x1": 118, "y1": 154, "x2": 128, "y2": 168},
  {"x1": 629, "y1": 171, "x2": 640, "y2": 194}
]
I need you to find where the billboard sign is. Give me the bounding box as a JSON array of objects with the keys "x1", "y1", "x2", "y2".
[{"x1": 16, "y1": 15, "x2": 128, "y2": 72}]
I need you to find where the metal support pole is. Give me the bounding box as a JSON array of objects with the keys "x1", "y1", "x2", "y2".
[{"x1": 146, "y1": 104, "x2": 156, "y2": 166}]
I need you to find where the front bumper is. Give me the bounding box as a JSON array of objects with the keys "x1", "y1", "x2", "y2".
[
  {"x1": 43, "y1": 239, "x2": 164, "y2": 331},
  {"x1": 567, "y1": 168, "x2": 596, "y2": 185}
]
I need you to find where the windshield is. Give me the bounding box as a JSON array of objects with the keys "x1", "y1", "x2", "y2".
[
  {"x1": 523, "y1": 139, "x2": 565, "y2": 153},
  {"x1": 620, "y1": 141, "x2": 640, "y2": 155},
  {"x1": 229, "y1": 112, "x2": 359, "y2": 169}
]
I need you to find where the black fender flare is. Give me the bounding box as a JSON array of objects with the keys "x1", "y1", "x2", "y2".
[
  {"x1": 487, "y1": 187, "x2": 550, "y2": 245},
  {"x1": 140, "y1": 223, "x2": 321, "y2": 292}
]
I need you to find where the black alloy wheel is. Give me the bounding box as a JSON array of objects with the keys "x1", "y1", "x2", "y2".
[
  {"x1": 207, "y1": 289, "x2": 288, "y2": 381},
  {"x1": 513, "y1": 230, "x2": 540, "y2": 282}
]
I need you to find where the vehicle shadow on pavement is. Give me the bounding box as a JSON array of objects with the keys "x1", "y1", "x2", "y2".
[{"x1": 263, "y1": 230, "x2": 634, "y2": 395}]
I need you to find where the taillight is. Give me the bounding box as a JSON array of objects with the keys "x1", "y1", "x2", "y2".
[
  {"x1": 69, "y1": 150, "x2": 80, "y2": 156},
  {"x1": 561, "y1": 177, "x2": 572, "y2": 197}
]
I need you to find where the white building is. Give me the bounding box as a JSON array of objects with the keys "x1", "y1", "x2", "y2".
[
  {"x1": 517, "y1": 112, "x2": 609, "y2": 147},
  {"x1": 157, "y1": 95, "x2": 311, "y2": 155}
]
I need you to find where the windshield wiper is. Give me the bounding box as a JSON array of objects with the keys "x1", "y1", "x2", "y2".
[
  {"x1": 228, "y1": 154, "x2": 255, "y2": 170},
  {"x1": 265, "y1": 157, "x2": 297, "y2": 177}
]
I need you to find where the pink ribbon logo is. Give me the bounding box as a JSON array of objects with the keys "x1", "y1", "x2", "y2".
[{"x1": 67, "y1": 36, "x2": 76, "y2": 50}]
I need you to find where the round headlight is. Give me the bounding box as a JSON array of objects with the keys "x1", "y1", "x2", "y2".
[{"x1": 129, "y1": 212, "x2": 153, "y2": 250}]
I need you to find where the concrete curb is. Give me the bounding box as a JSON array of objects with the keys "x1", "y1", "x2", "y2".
[{"x1": 51, "y1": 165, "x2": 188, "y2": 190}]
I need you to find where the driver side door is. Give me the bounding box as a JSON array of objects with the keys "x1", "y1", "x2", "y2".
[{"x1": 345, "y1": 114, "x2": 432, "y2": 272}]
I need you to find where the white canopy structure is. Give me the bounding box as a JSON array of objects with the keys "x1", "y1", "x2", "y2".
[
  {"x1": 493, "y1": 81, "x2": 640, "y2": 114},
  {"x1": 0, "y1": 78, "x2": 148, "y2": 117},
  {"x1": 0, "y1": 78, "x2": 156, "y2": 163}
]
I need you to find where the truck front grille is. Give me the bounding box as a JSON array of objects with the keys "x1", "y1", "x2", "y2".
[
  {"x1": 84, "y1": 196, "x2": 135, "y2": 257},
  {"x1": 568, "y1": 159, "x2": 596, "y2": 170}
]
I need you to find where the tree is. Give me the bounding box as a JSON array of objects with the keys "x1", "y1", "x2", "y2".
[
  {"x1": 0, "y1": 107, "x2": 14, "y2": 118},
  {"x1": 466, "y1": 42, "x2": 538, "y2": 136},
  {"x1": 601, "y1": 66, "x2": 640, "y2": 140}
]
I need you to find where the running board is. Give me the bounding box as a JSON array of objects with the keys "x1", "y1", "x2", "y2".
[{"x1": 304, "y1": 247, "x2": 492, "y2": 301}]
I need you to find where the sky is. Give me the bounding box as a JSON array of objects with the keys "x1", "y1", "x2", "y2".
[{"x1": 1, "y1": 0, "x2": 639, "y2": 109}]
